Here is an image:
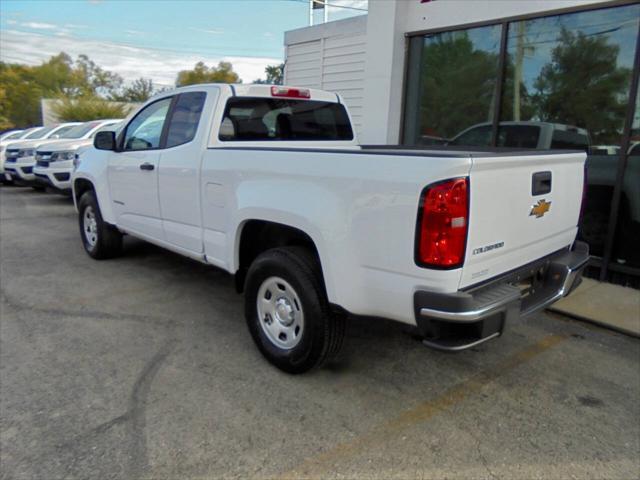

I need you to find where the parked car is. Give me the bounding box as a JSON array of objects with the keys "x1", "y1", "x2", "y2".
[
  {"x1": 32, "y1": 119, "x2": 122, "y2": 194},
  {"x1": 3, "y1": 123, "x2": 81, "y2": 190},
  {"x1": 1, "y1": 127, "x2": 44, "y2": 184},
  {"x1": 0, "y1": 129, "x2": 24, "y2": 141},
  {"x1": 446, "y1": 121, "x2": 591, "y2": 151},
  {"x1": 590, "y1": 145, "x2": 620, "y2": 156},
  {"x1": 73, "y1": 84, "x2": 589, "y2": 373},
  {"x1": 582, "y1": 141, "x2": 640, "y2": 257}
]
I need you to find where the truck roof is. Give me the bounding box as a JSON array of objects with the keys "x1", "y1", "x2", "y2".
[{"x1": 164, "y1": 83, "x2": 342, "y2": 104}]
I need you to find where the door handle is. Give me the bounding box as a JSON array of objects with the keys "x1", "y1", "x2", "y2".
[
  {"x1": 140, "y1": 162, "x2": 155, "y2": 171},
  {"x1": 532, "y1": 171, "x2": 551, "y2": 195}
]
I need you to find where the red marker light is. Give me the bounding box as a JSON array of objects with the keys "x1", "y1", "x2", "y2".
[{"x1": 270, "y1": 86, "x2": 311, "y2": 99}]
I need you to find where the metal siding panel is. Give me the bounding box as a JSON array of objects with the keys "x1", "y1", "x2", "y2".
[
  {"x1": 323, "y1": 44, "x2": 367, "y2": 58},
  {"x1": 322, "y1": 53, "x2": 367, "y2": 66},
  {"x1": 322, "y1": 62, "x2": 366, "y2": 75},
  {"x1": 322, "y1": 70, "x2": 365, "y2": 83},
  {"x1": 324, "y1": 35, "x2": 367, "y2": 49}
]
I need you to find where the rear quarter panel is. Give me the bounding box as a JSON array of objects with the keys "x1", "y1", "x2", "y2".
[{"x1": 201, "y1": 148, "x2": 471, "y2": 324}]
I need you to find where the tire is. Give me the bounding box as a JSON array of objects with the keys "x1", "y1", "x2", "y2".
[
  {"x1": 32, "y1": 185, "x2": 46, "y2": 192},
  {"x1": 78, "y1": 190, "x2": 123, "y2": 259},
  {"x1": 244, "y1": 247, "x2": 345, "y2": 374}
]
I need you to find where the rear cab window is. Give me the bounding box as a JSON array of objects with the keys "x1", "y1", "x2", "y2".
[{"x1": 218, "y1": 97, "x2": 353, "y2": 142}]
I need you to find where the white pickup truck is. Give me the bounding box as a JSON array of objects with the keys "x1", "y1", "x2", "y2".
[{"x1": 73, "y1": 84, "x2": 589, "y2": 373}]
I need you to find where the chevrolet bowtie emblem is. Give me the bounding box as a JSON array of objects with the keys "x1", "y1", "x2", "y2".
[{"x1": 530, "y1": 199, "x2": 551, "y2": 218}]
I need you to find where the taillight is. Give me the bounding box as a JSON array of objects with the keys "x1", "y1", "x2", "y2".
[
  {"x1": 270, "y1": 86, "x2": 310, "y2": 99},
  {"x1": 416, "y1": 177, "x2": 469, "y2": 269}
]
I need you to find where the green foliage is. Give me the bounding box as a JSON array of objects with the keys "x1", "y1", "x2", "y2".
[
  {"x1": 265, "y1": 64, "x2": 284, "y2": 85},
  {"x1": 72, "y1": 54, "x2": 123, "y2": 97},
  {"x1": 111, "y1": 77, "x2": 156, "y2": 102},
  {"x1": 532, "y1": 29, "x2": 630, "y2": 144},
  {"x1": 254, "y1": 63, "x2": 284, "y2": 85},
  {"x1": 0, "y1": 53, "x2": 156, "y2": 128},
  {"x1": 0, "y1": 86, "x2": 12, "y2": 131},
  {"x1": 419, "y1": 33, "x2": 500, "y2": 139},
  {"x1": 176, "y1": 61, "x2": 241, "y2": 87},
  {"x1": 52, "y1": 97, "x2": 131, "y2": 122}
]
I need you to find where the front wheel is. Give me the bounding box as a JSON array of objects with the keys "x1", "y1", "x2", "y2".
[
  {"x1": 78, "y1": 191, "x2": 123, "y2": 259},
  {"x1": 244, "y1": 247, "x2": 345, "y2": 374}
]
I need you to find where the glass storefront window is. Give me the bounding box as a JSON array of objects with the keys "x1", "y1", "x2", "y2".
[
  {"x1": 612, "y1": 84, "x2": 640, "y2": 271},
  {"x1": 402, "y1": 3, "x2": 640, "y2": 282},
  {"x1": 403, "y1": 24, "x2": 502, "y2": 146},
  {"x1": 500, "y1": 4, "x2": 640, "y2": 258}
]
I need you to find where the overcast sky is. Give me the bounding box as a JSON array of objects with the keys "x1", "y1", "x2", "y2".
[{"x1": 0, "y1": 0, "x2": 368, "y2": 86}]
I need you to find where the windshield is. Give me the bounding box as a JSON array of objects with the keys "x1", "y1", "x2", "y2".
[
  {"x1": 1, "y1": 131, "x2": 23, "y2": 141},
  {"x1": 25, "y1": 127, "x2": 54, "y2": 139},
  {"x1": 50, "y1": 125, "x2": 77, "y2": 138},
  {"x1": 59, "y1": 121, "x2": 104, "y2": 139}
]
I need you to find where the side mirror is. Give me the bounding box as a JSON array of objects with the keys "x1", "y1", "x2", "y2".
[{"x1": 94, "y1": 131, "x2": 117, "y2": 151}]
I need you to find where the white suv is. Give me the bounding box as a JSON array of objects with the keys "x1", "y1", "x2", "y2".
[
  {"x1": 33, "y1": 119, "x2": 122, "y2": 194},
  {"x1": 1, "y1": 127, "x2": 43, "y2": 184},
  {"x1": 4, "y1": 123, "x2": 81, "y2": 189}
]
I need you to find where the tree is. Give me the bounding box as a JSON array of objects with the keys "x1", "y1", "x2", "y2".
[
  {"x1": 72, "y1": 54, "x2": 123, "y2": 98},
  {"x1": 255, "y1": 63, "x2": 284, "y2": 85},
  {"x1": 0, "y1": 53, "x2": 128, "y2": 128},
  {"x1": 176, "y1": 61, "x2": 241, "y2": 87},
  {"x1": 112, "y1": 77, "x2": 156, "y2": 102},
  {"x1": 52, "y1": 96, "x2": 131, "y2": 122},
  {"x1": 0, "y1": 62, "x2": 43, "y2": 127},
  {"x1": 532, "y1": 28, "x2": 631, "y2": 144},
  {"x1": 418, "y1": 33, "x2": 500, "y2": 140},
  {"x1": 265, "y1": 64, "x2": 284, "y2": 85},
  {"x1": 0, "y1": 85, "x2": 12, "y2": 131}
]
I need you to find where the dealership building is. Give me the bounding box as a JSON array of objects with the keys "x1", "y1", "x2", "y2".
[{"x1": 284, "y1": 0, "x2": 640, "y2": 286}]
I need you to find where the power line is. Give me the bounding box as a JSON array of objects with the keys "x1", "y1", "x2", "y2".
[{"x1": 284, "y1": 0, "x2": 368, "y2": 12}]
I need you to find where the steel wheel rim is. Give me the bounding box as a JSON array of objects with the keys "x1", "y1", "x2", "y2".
[
  {"x1": 83, "y1": 206, "x2": 98, "y2": 248},
  {"x1": 257, "y1": 276, "x2": 304, "y2": 350}
]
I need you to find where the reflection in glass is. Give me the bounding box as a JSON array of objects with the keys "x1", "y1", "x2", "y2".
[
  {"x1": 501, "y1": 5, "x2": 640, "y2": 257},
  {"x1": 612, "y1": 84, "x2": 640, "y2": 270},
  {"x1": 408, "y1": 25, "x2": 502, "y2": 146}
]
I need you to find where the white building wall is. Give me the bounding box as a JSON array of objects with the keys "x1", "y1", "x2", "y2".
[{"x1": 284, "y1": 16, "x2": 367, "y2": 138}]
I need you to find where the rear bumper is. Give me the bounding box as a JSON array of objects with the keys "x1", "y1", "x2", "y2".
[{"x1": 415, "y1": 241, "x2": 589, "y2": 351}]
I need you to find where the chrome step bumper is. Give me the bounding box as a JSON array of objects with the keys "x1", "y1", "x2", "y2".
[{"x1": 415, "y1": 241, "x2": 589, "y2": 351}]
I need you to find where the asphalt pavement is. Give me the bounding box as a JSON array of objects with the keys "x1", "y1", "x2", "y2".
[{"x1": 1, "y1": 186, "x2": 639, "y2": 479}]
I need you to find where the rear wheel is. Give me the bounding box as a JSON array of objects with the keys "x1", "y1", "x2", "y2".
[
  {"x1": 78, "y1": 190, "x2": 123, "y2": 259},
  {"x1": 244, "y1": 247, "x2": 345, "y2": 374}
]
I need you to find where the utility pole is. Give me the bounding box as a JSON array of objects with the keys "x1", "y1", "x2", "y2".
[{"x1": 513, "y1": 21, "x2": 525, "y2": 121}]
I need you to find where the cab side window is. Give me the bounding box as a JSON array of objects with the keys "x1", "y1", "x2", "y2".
[
  {"x1": 165, "y1": 92, "x2": 206, "y2": 148},
  {"x1": 123, "y1": 97, "x2": 172, "y2": 151}
]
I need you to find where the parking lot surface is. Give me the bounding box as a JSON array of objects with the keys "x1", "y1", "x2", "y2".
[{"x1": 1, "y1": 186, "x2": 639, "y2": 480}]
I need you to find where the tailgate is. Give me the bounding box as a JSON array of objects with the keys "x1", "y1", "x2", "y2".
[{"x1": 460, "y1": 152, "x2": 586, "y2": 289}]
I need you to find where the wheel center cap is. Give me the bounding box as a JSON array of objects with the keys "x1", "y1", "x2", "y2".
[{"x1": 275, "y1": 298, "x2": 294, "y2": 326}]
